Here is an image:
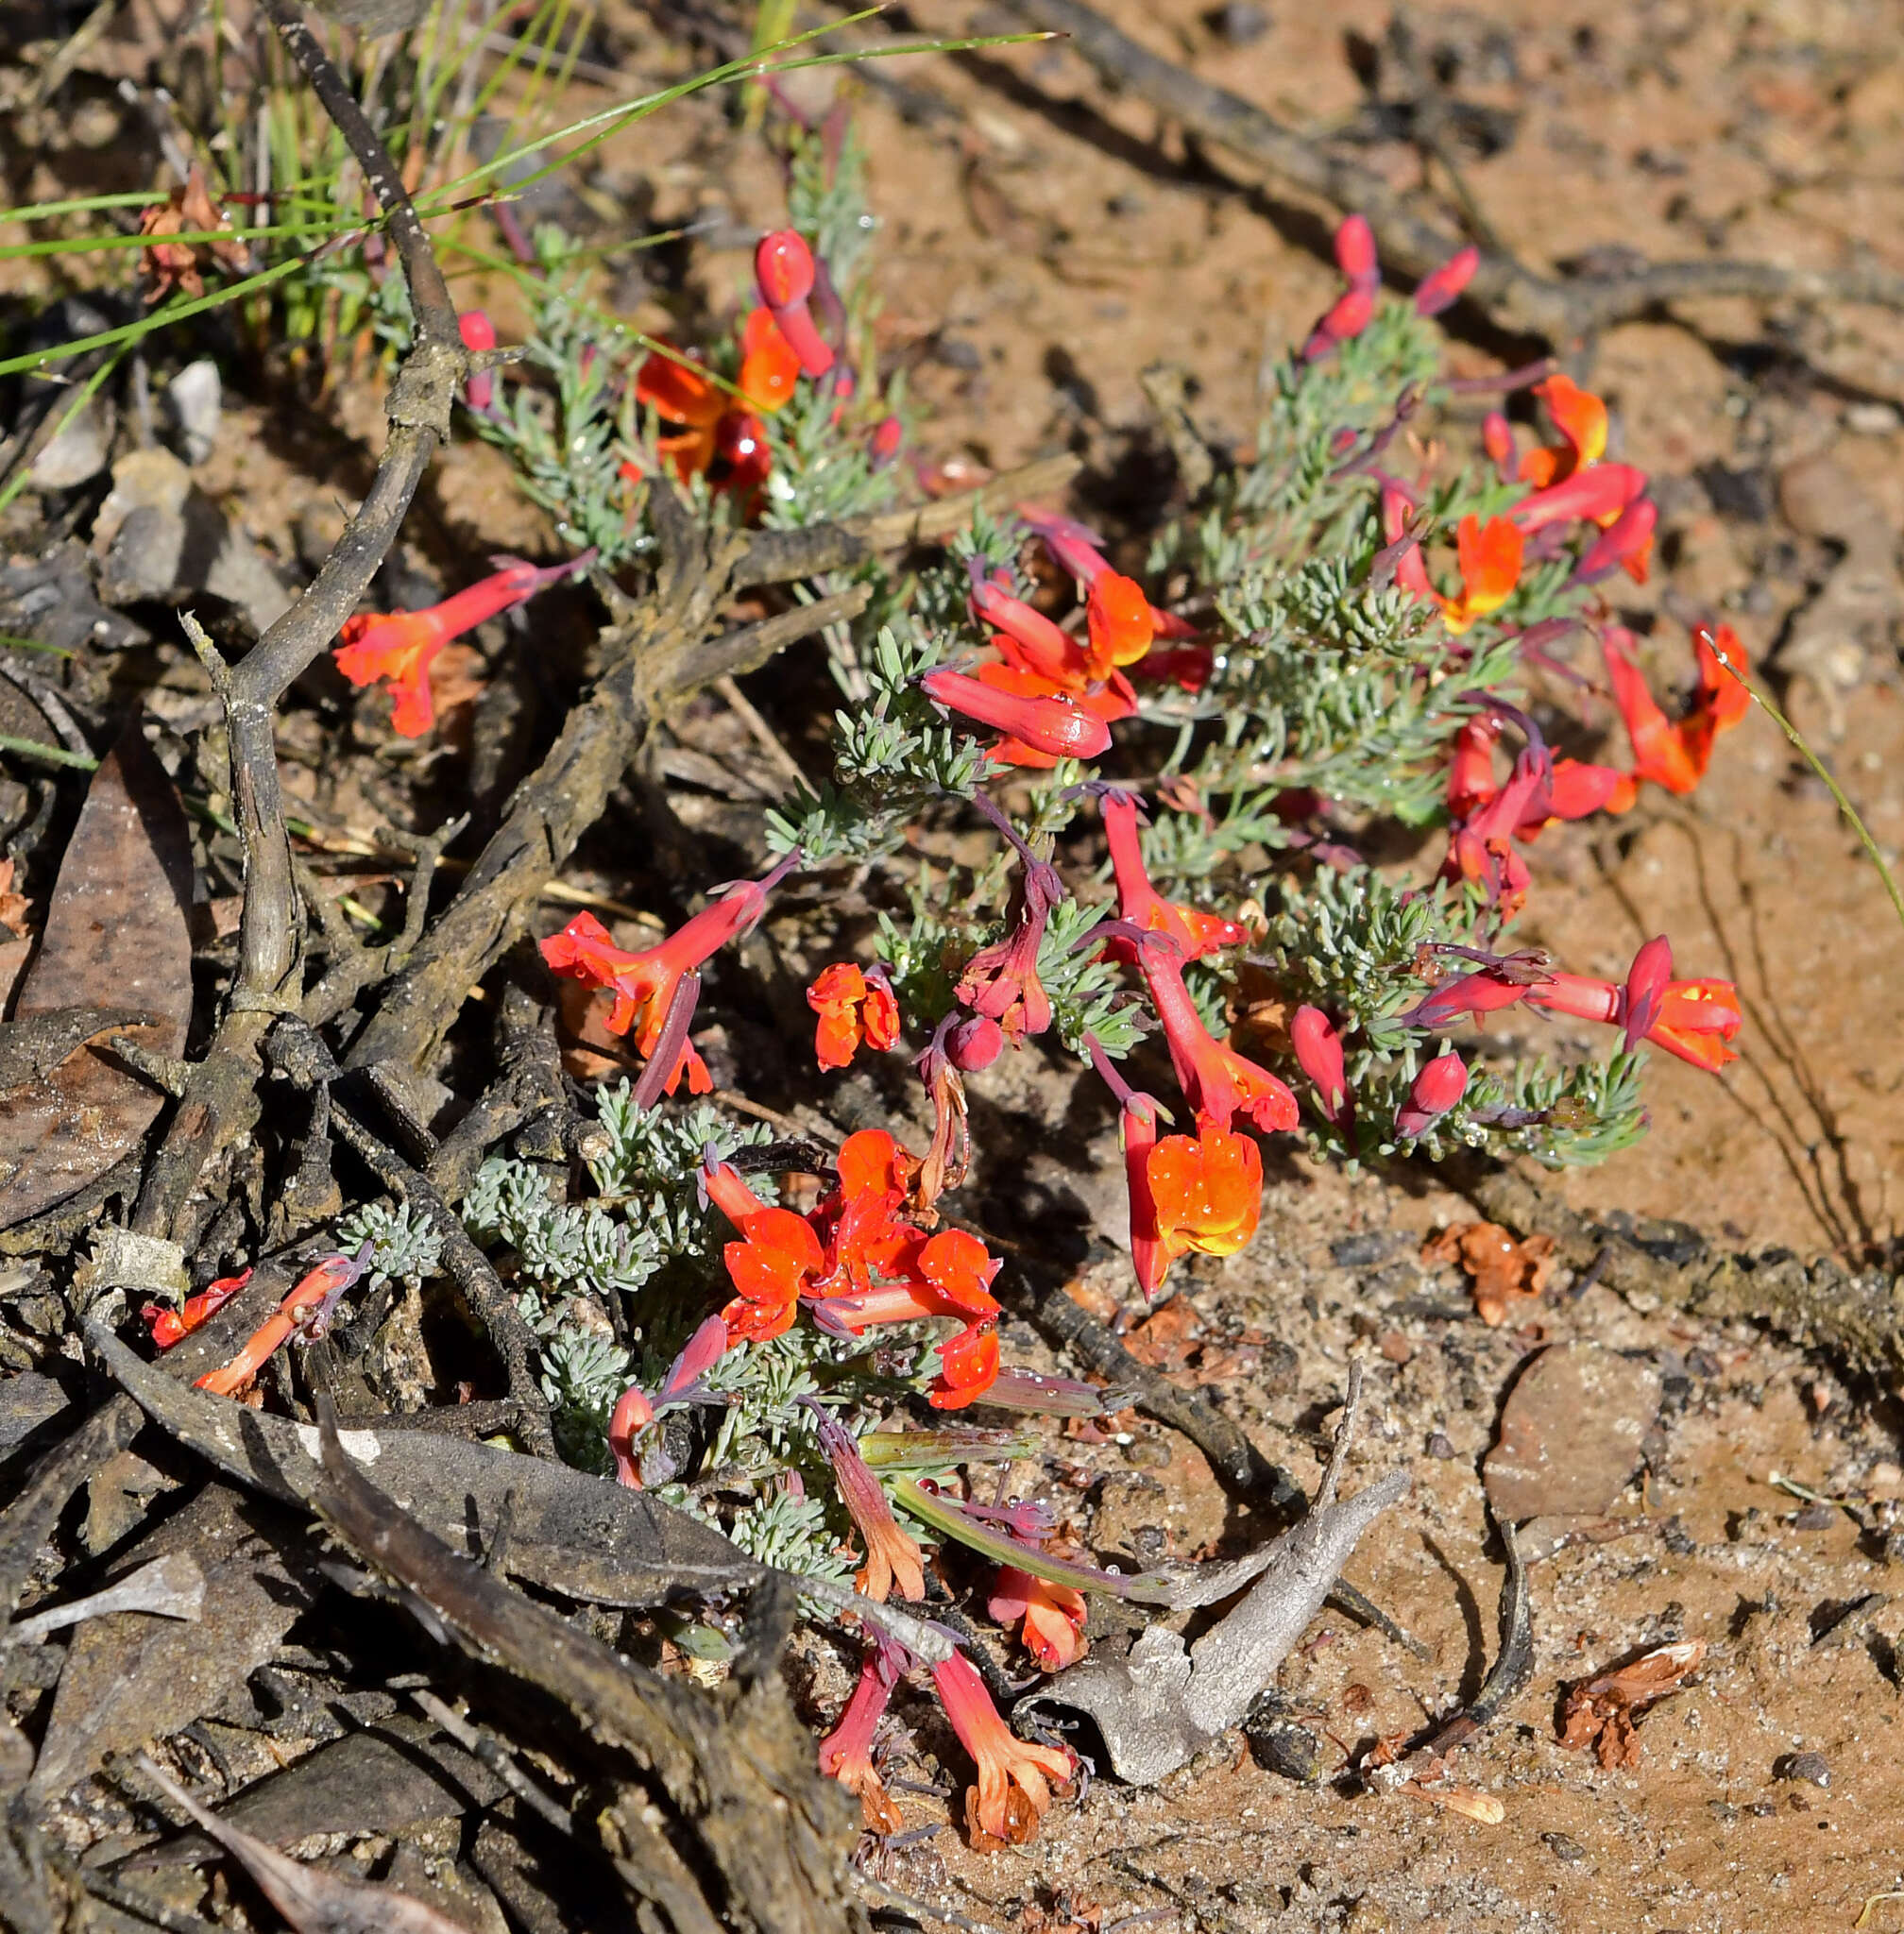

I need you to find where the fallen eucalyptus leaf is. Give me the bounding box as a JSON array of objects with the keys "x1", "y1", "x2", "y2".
[
  {"x1": 6, "y1": 1552, "x2": 203, "y2": 1642},
  {"x1": 1019, "y1": 1366, "x2": 1408, "y2": 1784},
  {"x1": 136, "y1": 1753, "x2": 470, "y2": 1934},
  {"x1": 0, "y1": 724, "x2": 194, "y2": 1228}
]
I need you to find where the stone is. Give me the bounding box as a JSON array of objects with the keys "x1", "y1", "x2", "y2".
[{"x1": 1483, "y1": 1342, "x2": 1661, "y2": 1522}]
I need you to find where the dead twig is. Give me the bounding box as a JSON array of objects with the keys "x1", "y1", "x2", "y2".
[
  {"x1": 998, "y1": 0, "x2": 1904, "y2": 348},
  {"x1": 1458, "y1": 1161, "x2": 1904, "y2": 1383},
  {"x1": 130, "y1": 4, "x2": 466, "y2": 1243}
]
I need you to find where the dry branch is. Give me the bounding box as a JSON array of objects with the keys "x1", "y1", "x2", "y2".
[{"x1": 999, "y1": 0, "x2": 1904, "y2": 347}]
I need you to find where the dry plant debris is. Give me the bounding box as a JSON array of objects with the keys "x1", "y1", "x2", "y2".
[
  {"x1": 1557, "y1": 1639, "x2": 1708, "y2": 1770},
  {"x1": 1423, "y1": 1219, "x2": 1556, "y2": 1327}
]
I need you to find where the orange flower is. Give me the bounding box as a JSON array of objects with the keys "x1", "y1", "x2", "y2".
[
  {"x1": 1099, "y1": 789, "x2": 1245, "y2": 960},
  {"x1": 1435, "y1": 514, "x2": 1523, "y2": 635},
  {"x1": 817, "y1": 1227, "x2": 1003, "y2": 1410},
  {"x1": 1519, "y1": 374, "x2": 1607, "y2": 487},
  {"x1": 1146, "y1": 1125, "x2": 1263, "y2": 1275},
  {"x1": 1084, "y1": 570, "x2": 1156, "y2": 676},
  {"x1": 1122, "y1": 930, "x2": 1298, "y2": 1136},
  {"x1": 1648, "y1": 977, "x2": 1743, "y2": 1073},
  {"x1": 334, "y1": 556, "x2": 582, "y2": 738},
  {"x1": 808, "y1": 962, "x2": 900, "y2": 1070},
  {"x1": 196, "y1": 1254, "x2": 365, "y2": 1398},
  {"x1": 143, "y1": 1267, "x2": 251, "y2": 1351},
  {"x1": 811, "y1": 1407, "x2": 926, "y2": 1603},
  {"x1": 739, "y1": 306, "x2": 802, "y2": 415},
  {"x1": 1602, "y1": 624, "x2": 1751, "y2": 797},
  {"x1": 819, "y1": 1647, "x2": 906, "y2": 1834},
  {"x1": 539, "y1": 856, "x2": 795, "y2": 1092},
  {"x1": 989, "y1": 1568, "x2": 1088, "y2": 1671},
  {"x1": 930, "y1": 1652, "x2": 1076, "y2": 1847}
]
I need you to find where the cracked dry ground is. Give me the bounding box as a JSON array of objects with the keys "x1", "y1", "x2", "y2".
[{"x1": 10, "y1": 0, "x2": 1904, "y2": 1928}]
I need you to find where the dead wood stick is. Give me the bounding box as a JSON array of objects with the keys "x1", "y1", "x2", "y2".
[
  {"x1": 342, "y1": 581, "x2": 869, "y2": 1075},
  {"x1": 998, "y1": 0, "x2": 1904, "y2": 347},
  {"x1": 131, "y1": 3, "x2": 465, "y2": 1243},
  {"x1": 329, "y1": 1096, "x2": 556, "y2": 1458},
  {"x1": 307, "y1": 1400, "x2": 859, "y2": 1934},
  {"x1": 1459, "y1": 1162, "x2": 1904, "y2": 1383}
]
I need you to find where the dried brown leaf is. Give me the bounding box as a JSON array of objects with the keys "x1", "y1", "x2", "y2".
[
  {"x1": 1424, "y1": 1220, "x2": 1555, "y2": 1326},
  {"x1": 137, "y1": 1754, "x2": 468, "y2": 1934},
  {"x1": 1557, "y1": 1639, "x2": 1706, "y2": 1769},
  {"x1": 0, "y1": 724, "x2": 194, "y2": 1228}
]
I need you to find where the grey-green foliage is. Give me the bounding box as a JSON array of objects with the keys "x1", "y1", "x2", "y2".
[
  {"x1": 765, "y1": 623, "x2": 989, "y2": 862},
  {"x1": 722, "y1": 1483, "x2": 855, "y2": 1583},
  {"x1": 586, "y1": 1089, "x2": 773, "y2": 1256},
  {"x1": 334, "y1": 1199, "x2": 442, "y2": 1288},
  {"x1": 1188, "y1": 550, "x2": 1522, "y2": 825},
  {"x1": 464, "y1": 1156, "x2": 663, "y2": 1301},
  {"x1": 472, "y1": 228, "x2": 649, "y2": 568},
  {"x1": 1038, "y1": 898, "x2": 1147, "y2": 1059},
  {"x1": 757, "y1": 375, "x2": 904, "y2": 532},
  {"x1": 536, "y1": 1321, "x2": 635, "y2": 1472}
]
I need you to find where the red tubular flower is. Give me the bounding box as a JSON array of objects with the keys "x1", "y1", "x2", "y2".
[
  {"x1": 930, "y1": 1652, "x2": 1076, "y2": 1847},
  {"x1": 1601, "y1": 628, "x2": 1703, "y2": 795},
  {"x1": 811, "y1": 1407, "x2": 926, "y2": 1603},
  {"x1": 739, "y1": 305, "x2": 802, "y2": 415},
  {"x1": 1522, "y1": 955, "x2": 1742, "y2": 1072},
  {"x1": 1085, "y1": 571, "x2": 1156, "y2": 675},
  {"x1": 1693, "y1": 621, "x2": 1752, "y2": 731},
  {"x1": 1381, "y1": 483, "x2": 1436, "y2": 604},
  {"x1": 969, "y1": 570, "x2": 1092, "y2": 687},
  {"x1": 1100, "y1": 790, "x2": 1245, "y2": 961},
  {"x1": 819, "y1": 1130, "x2": 921, "y2": 1296},
  {"x1": 457, "y1": 309, "x2": 497, "y2": 411},
  {"x1": 1127, "y1": 931, "x2": 1299, "y2": 1135},
  {"x1": 1436, "y1": 514, "x2": 1524, "y2": 635},
  {"x1": 1573, "y1": 496, "x2": 1657, "y2": 585},
  {"x1": 920, "y1": 666, "x2": 1114, "y2": 763},
  {"x1": 754, "y1": 228, "x2": 834, "y2": 378},
  {"x1": 1519, "y1": 373, "x2": 1608, "y2": 487},
  {"x1": 1446, "y1": 717, "x2": 1503, "y2": 821},
  {"x1": 1118, "y1": 1090, "x2": 1166, "y2": 1300},
  {"x1": 1482, "y1": 411, "x2": 1517, "y2": 482},
  {"x1": 1621, "y1": 934, "x2": 1674, "y2": 1051},
  {"x1": 196, "y1": 1252, "x2": 366, "y2": 1398},
  {"x1": 808, "y1": 962, "x2": 901, "y2": 1070},
  {"x1": 1395, "y1": 1050, "x2": 1469, "y2": 1138},
  {"x1": 1413, "y1": 245, "x2": 1478, "y2": 316},
  {"x1": 1302, "y1": 216, "x2": 1381, "y2": 360},
  {"x1": 1537, "y1": 757, "x2": 1637, "y2": 827},
  {"x1": 1146, "y1": 1125, "x2": 1264, "y2": 1280},
  {"x1": 334, "y1": 554, "x2": 583, "y2": 738},
  {"x1": 819, "y1": 1647, "x2": 906, "y2": 1834},
  {"x1": 990, "y1": 1568, "x2": 1088, "y2": 1671},
  {"x1": 541, "y1": 854, "x2": 795, "y2": 1090},
  {"x1": 1290, "y1": 1005, "x2": 1351, "y2": 1128},
  {"x1": 817, "y1": 1227, "x2": 1003, "y2": 1410},
  {"x1": 1511, "y1": 462, "x2": 1648, "y2": 534},
  {"x1": 144, "y1": 1267, "x2": 251, "y2": 1350}
]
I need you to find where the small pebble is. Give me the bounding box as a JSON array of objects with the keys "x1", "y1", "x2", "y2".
[
  {"x1": 1244, "y1": 1714, "x2": 1322, "y2": 1784},
  {"x1": 1541, "y1": 1832, "x2": 1587, "y2": 1862},
  {"x1": 1213, "y1": 2, "x2": 1269, "y2": 43},
  {"x1": 1777, "y1": 1751, "x2": 1831, "y2": 1789},
  {"x1": 1844, "y1": 401, "x2": 1902, "y2": 434},
  {"x1": 1425, "y1": 1431, "x2": 1456, "y2": 1459},
  {"x1": 1792, "y1": 1502, "x2": 1838, "y2": 1531}
]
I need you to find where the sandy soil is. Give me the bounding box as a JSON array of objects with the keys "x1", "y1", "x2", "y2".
[{"x1": 8, "y1": 0, "x2": 1904, "y2": 1926}]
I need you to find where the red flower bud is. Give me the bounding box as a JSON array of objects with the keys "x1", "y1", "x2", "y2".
[
  {"x1": 1395, "y1": 1050, "x2": 1468, "y2": 1139},
  {"x1": 1289, "y1": 1005, "x2": 1350, "y2": 1128},
  {"x1": 1413, "y1": 245, "x2": 1479, "y2": 316},
  {"x1": 754, "y1": 229, "x2": 815, "y2": 309},
  {"x1": 1334, "y1": 213, "x2": 1378, "y2": 285},
  {"x1": 458, "y1": 309, "x2": 497, "y2": 411},
  {"x1": 948, "y1": 1015, "x2": 1005, "y2": 1071},
  {"x1": 870, "y1": 414, "x2": 904, "y2": 468}
]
